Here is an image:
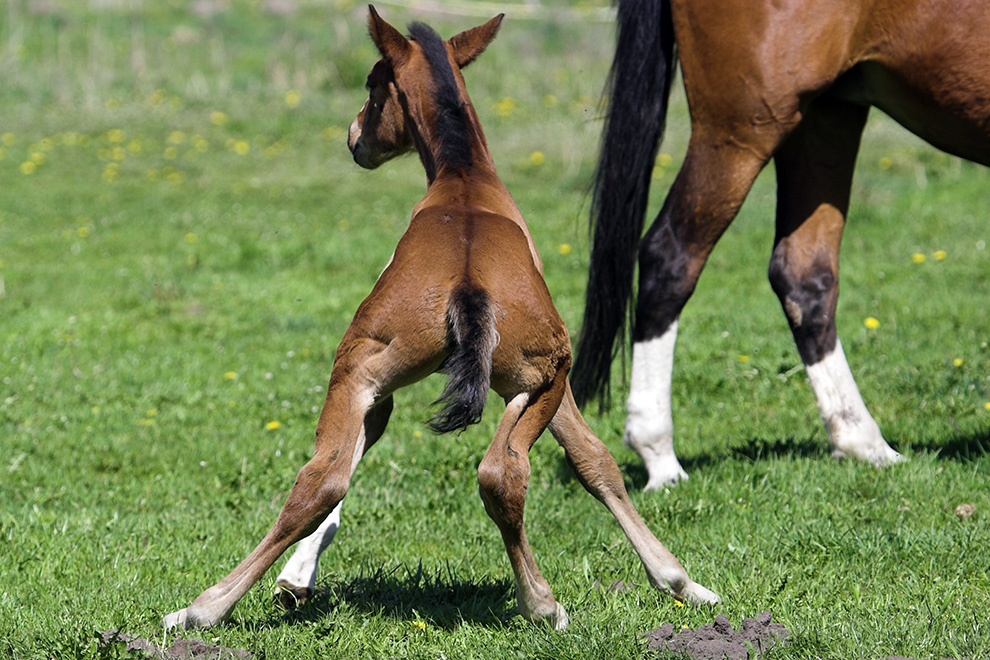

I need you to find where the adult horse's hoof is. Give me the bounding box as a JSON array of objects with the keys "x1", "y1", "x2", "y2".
[{"x1": 274, "y1": 581, "x2": 313, "y2": 611}]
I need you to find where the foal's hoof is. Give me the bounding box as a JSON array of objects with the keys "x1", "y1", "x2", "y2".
[
  {"x1": 163, "y1": 608, "x2": 190, "y2": 631},
  {"x1": 549, "y1": 602, "x2": 570, "y2": 631},
  {"x1": 274, "y1": 581, "x2": 313, "y2": 611},
  {"x1": 681, "y1": 580, "x2": 721, "y2": 606}
]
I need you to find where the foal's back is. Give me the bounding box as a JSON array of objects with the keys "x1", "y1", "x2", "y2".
[{"x1": 345, "y1": 204, "x2": 570, "y2": 398}]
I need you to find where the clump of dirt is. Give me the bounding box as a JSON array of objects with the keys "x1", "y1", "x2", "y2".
[
  {"x1": 99, "y1": 630, "x2": 252, "y2": 659},
  {"x1": 644, "y1": 612, "x2": 789, "y2": 659}
]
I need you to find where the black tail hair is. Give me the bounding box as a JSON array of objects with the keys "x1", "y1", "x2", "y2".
[
  {"x1": 428, "y1": 285, "x2": 497, "y2": 433},
  {"x1": 571, "y1": 0, "x2": 677, "y2": 411}
]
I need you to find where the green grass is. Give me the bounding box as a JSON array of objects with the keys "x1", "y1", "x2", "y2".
[{"x1": 1, "y1": 1, "x2": 988, "y2": 659}]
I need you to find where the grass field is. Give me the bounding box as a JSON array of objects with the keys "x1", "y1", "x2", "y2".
[{"x1": 1, "y1": 1, "x2": 988, "y2": 658}]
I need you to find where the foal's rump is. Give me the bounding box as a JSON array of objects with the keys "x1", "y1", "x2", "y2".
[{"x1": 356, "y1": 205, "x2": 570, "y2": 400}]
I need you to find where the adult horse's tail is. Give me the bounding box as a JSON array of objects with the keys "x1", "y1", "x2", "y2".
[
  {"x1": 571, "y1": 0, "x2": 677, "y2": 409},
  {"x1": 429, "y1": 284, "x2": 498, "y2": 433}
]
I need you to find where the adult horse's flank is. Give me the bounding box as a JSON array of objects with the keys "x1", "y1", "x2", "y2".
[
  {"x1": 164, "y1": 8, "x2": 718, "y2": 631},
  {"x1": 572, "y1": 0, "x2": 990, "y2": 490}
]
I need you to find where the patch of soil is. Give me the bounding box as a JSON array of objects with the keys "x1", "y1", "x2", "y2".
[
  {"x1": 644, "y1": 612, "x2": 789, "y2": 659},
  {"x1": 99, "y1": 630, "x2": 252, "y2": 659}
]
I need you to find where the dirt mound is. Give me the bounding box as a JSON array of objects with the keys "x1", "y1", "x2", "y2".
[
  {"x1": 99, "y1": 630, "x2": 252, "y2": 659},
  {"x1": 644, "y1": 612, "x2": 789, "y2": 659}
]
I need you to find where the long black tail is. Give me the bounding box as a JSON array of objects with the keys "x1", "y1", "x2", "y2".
[
  {"x1": 570, "y1": 0, "x2": 677, "y2": 410},
  {"x1": 428, "y1": 285, "x2": 498, "y2": 433}
]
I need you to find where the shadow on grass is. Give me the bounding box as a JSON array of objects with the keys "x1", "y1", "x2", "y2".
[
  {"x1": 608, "y1": 429, "x2": 990, "y2": 489},
  {"x1": 277, "y1": 562, "x2": 514, "y2": 630}
]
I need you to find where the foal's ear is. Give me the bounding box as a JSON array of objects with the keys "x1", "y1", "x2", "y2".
[
  {"x1": 448, "y1": 14, "x2": 504, "y2": 68},
  {"x1": 367, "y1": 5, "x2": 409, "y2": 64}
]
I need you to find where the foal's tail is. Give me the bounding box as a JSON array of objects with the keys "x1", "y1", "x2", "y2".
[
  {"x1": 571, "y1": 0, "x2": 677, "y2": 410},
  {"x1": 429, "y1": 284, "x2": 498, "y2": 434}
]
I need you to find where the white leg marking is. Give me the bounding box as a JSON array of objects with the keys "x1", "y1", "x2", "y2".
[
  {"x1": 275, "y1": 501, "x2": 342, "y2": 597},
  {"x1": 624, "y1": 320, "x2": 689, "y2": 489},
  {"x1": 805, "y1": 340, "x2": 903, "y2": 465}
]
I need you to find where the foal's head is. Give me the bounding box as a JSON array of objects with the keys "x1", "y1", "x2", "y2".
[{"x1": 348, "y1": 7, "x2": 503, "y2": 172}]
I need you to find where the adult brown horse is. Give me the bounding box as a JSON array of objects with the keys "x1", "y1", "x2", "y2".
[
  {"x1": 571, "y1": 0, "x2": 990, "y2": 490},
  {"x1": 164, "y1": 8, "x2": 718, "y2": 631}
]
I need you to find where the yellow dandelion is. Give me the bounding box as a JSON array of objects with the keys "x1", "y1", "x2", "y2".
[
  {"x1": 102, "y1": 164, "x2": 119, "y2": 183},
  {"x1": 91, "y1": 406, "x2": 100, "y2": 415},
  {"x1": 864, "y1": 317, "x2": 880, "y2": 330},
  {"x1": 128, "y1": 139, "x2": 143, "y2": 155},
  {"x1": 658, "y1": 153, "x2": 674, "y2": 167},
  {"x1": 137, "y1": 418, "x2": 155, "y2": 426},
  {"x1": 934, "y1": 250, "x2": 947, "y2": 261},
  {"x1": 413, "y1": 620, "x2": 426, "y2": 630},
  {"x1": 39, "y1": 138, "x2": 54, "y2": 151},
  {"x1": 953, "y1": 358, "x2": 963, "y2": 367},
  {"x1": 265, "y1": 420, "x2": 281, "y2": 430},
  {"x1": 542, "y1": 94, "x2": 558, "y2": 109},
  {"x1": 1, "y1": 132, "x2": 15, "y2": 146},
  {"x1": 985, "y1": 402, "x2": 990, "y2": 411},
  {"x1": 167, "y1": 171, "x2": 184, "y2": 185},
  {"x1": 210, "y1": 110, "x2": 228, "y2": 126},
  {"x1": 107, "y1": 128, "x2": 125, "y2": 143},
  {"x1": 224, "y1": 371, "x2": 238, "y2": 380},
  {"x1": 194, "y1": 138, "x2": 209, "y2": 153},
  {"x1": 911, "y1": 253, "x2": 926, "y2": 264},
  {"x1": 528, "y1": 151, "x2": 545, "y2": 166},
  {"x1": 322, "y1": 126, "x2": 342, "y2": 141},
  {"x1": 169, "y1": 130, "x2": 186, "y2": 145},
  {"x1": 185, "y1": 233, "x2": 198, "y2": 244},
  {"x1": 878, "y1": 157, "x2": 892, "y2": 170},
  {"x1": 674, "y1": 600, "x2": 685, "y2": 608},
  {"x1": 558, "y1": 243, "x2": 572, "y2": 256},
  {"x1": 413, "y1": 430, "x2": 423, "y2": 439},
  {"x1": 495, "y1": 97, "x2": 516, "y2": 118},
  {"x1": 164, "y1": 146, "x2": 178, "y2": 160},
  {"x1": 737, "y1": 355, "x2": 750, "y2": 363},
  {"x1": 111, "y1": 147, "x2": 125, "y2": 161},
  {"x1": 30, "y1": 152, "x2": 46, "y2": 165},
  {"x1": 285, "y1": 89, "x2": 301, "y2": 109},
  {"x1": 77, "y1": 226, "x2": 91, "y2": 238},
  {"x1": 20, "y1": 161, "x2": 36, "y2": 175},
  {"x1": 233, "y1": 140, "x2": 250, "y2": 155},
  {"x1": 146, "y1": 408, "x2": 158, "y2": 417}
]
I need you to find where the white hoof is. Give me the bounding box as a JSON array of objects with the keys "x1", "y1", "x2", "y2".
[
  {"x1": 641, "y1": 453, "x2": 689, "y2": 491},
  {"x1": 162, "y1": 608, "x2": 189, "y2": 630},
  {"x1": 550, "y1": 602, "x2": 570, "y2": 631},
  {"x1": 681, "y1": 580, "x2": 721, "y2": 606}
]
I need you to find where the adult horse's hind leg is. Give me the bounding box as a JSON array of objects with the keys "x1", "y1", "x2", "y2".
[
  {"x1": 477, "y1": 369, "x2": 569, "y2": 629},
  {"x1": 274, "y1": 395, "x2": 394, "y2": 610},
  {"x1": 550, "y1": 382, "x2": 718, "y2": 604},
  {"x1": 626, "y1": 139, "x2": 769, "y2": 489},
  {"x1": 769, "y1": 93, "x2": 901, "y2": 465}
]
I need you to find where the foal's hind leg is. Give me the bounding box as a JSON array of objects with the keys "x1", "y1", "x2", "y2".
[
  {"x1": 274, "y1": 395, "x2": 394, "y2": 610},
  {"x1": 478, "y1": 370, "x2": 569, "y2": 629},
  {"x1": 769, "y1": 94, "x2": 901, "y2": 465},
  {"x1": 627, "y1": 139, "x2": 769, "y2": 488},
  {"x1": 164, "y1": 339, "x2": 394, "y2": 629},
  {"x1": 550, "y1": 383, "x2": 718, "y2": 605}
]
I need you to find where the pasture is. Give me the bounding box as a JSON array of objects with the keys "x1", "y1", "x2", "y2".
[{"x1": 1, "y1": 1, "x2": 988, "y2": 658}]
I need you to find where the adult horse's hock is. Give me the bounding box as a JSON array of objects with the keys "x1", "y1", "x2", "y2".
[
  {"x1": 571, "y1": 0, "x2": 990, "y2": 489},
  {"x1": 164, "y1": 8, "x2": 718, "y2": 631}
]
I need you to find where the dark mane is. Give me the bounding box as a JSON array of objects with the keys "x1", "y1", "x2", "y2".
[{"x1": 408, "y1": 22, "x2": 474, "y2": 172}]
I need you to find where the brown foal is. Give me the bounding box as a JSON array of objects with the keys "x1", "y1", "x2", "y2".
[{"x1": 163, "y1": 8, "x2": 718, "y2": 632}]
